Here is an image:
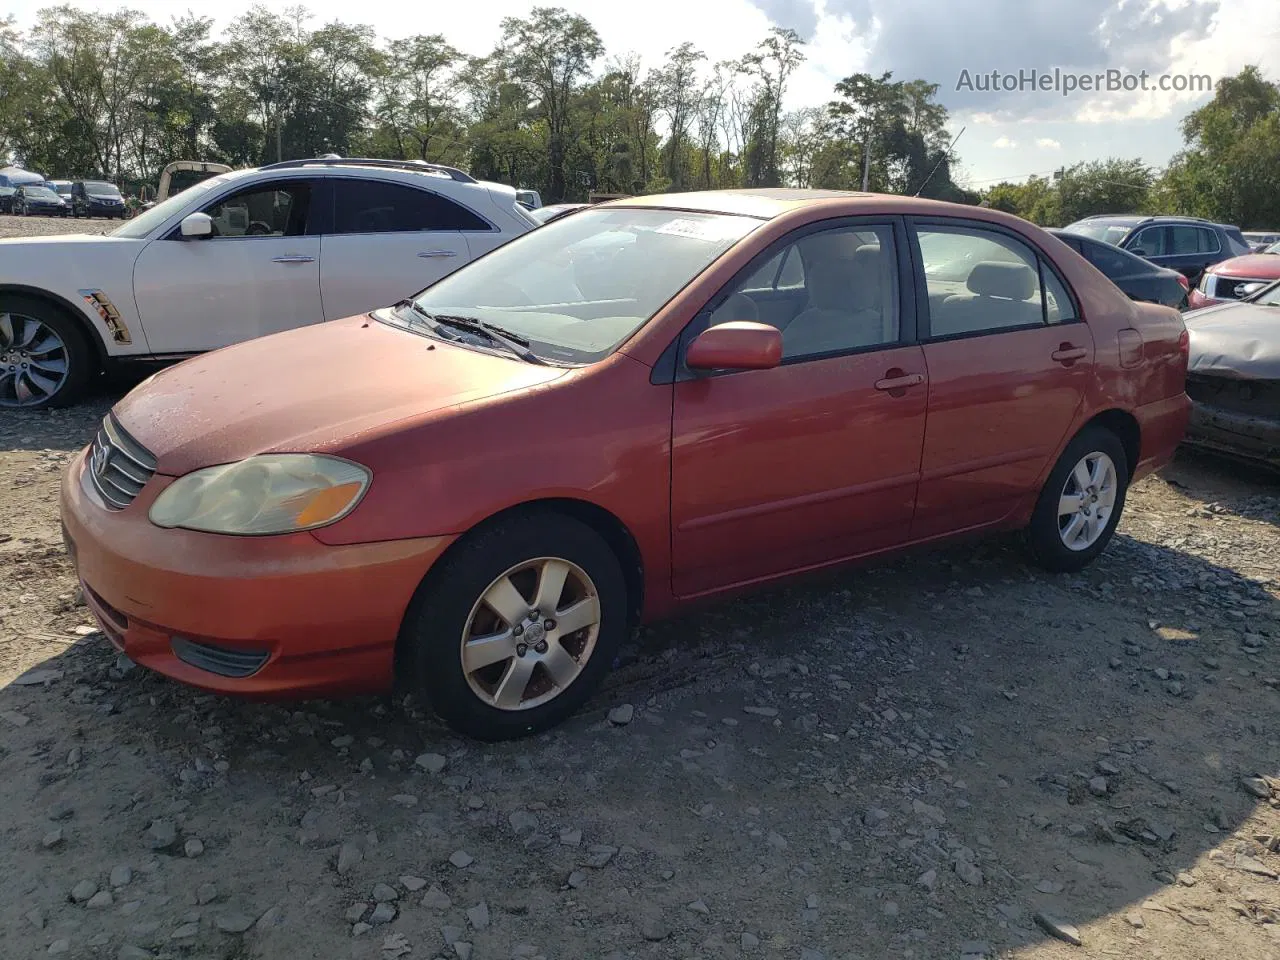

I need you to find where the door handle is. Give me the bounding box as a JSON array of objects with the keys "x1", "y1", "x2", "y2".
[
  {"x1": 271, "y1": 255, "x2": 315, "y2": 264},
  {"x1": 1051, "y1": 345, "x2": 1087, "y2": 364},
  {"x1": 874, "y1": 372, "x2": 925, "y2": 391},
  {"x1": 417, "y1": 250, "x2": 458, "y2": 259}
]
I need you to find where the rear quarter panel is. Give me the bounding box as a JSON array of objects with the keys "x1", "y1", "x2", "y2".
[{"x1": 1007, "y1": 229, "x2": 1189, "y2": 510}]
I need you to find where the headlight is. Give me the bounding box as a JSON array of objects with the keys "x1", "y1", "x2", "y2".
[{"x1": 149, "y1": 454, "x2": 371, "y2": 535}]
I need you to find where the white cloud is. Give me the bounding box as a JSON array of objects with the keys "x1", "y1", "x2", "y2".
[
  {"x1": 993, "y1": 136, "x2": 1017, "y2": 148},
  {"x1": 1036, "y1": 138, "x2": 1062, "y2": 149}
]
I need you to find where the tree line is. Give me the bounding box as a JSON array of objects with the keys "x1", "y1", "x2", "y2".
[
  {"x1": 0, "y1": 3, "x2": 971, "y2": 204},
  {"x1": 972, "y1": 67, "x2": 1280, "y2": 229},
  {"x1": 0, "y1": 4, "x2": 1276, "y2": 228}
]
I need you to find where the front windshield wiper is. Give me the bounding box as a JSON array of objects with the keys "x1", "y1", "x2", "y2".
[{"x1": 423, "y1": 311, "x2": 548, "y2": 365}]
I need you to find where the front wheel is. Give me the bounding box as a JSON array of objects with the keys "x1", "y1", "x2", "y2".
[
  {"x1": 399, "y1": 513, "x2": 628, "y2": 741},
  {"x1": 1026, "y1": 426, "x2": 1129, "y2": 573},
  {"x1": 0, "y1": 296, "x2": 95, "y2": 408}
]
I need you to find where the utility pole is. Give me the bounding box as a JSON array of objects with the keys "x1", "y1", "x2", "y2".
[
  {"x1": 861, "y1": 136, "x2": 871, "y2": 191},
  {"x1": 276, "y1": 116, "x2": 283, "y2": 163}
]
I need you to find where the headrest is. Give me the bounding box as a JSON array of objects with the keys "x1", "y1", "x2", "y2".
[
  {"x1": 966, "y1": 261, "x2": 1037, "y2": 301},
  {"x1": 806, "y1": 258, "x2": 850, "y2": 309}
]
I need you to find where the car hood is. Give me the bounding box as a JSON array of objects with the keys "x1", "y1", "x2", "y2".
[
  {"x1": 112, "y1": 314, "x2": 570, "y2": 476},
  {"x1": 1184, "y1": 300, "x2": 1280, "y2": 379},
  {"x1": 1207, "y1": 253, "x2": 1280, "y2": 279}
]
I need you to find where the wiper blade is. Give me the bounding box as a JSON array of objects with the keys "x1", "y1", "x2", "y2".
[
  {"x1": 426, "y1": 312, "x2": 548, "y2": 365},
  {"x1": 392, "y1": 298, "x2": 439, "y2": 332}
]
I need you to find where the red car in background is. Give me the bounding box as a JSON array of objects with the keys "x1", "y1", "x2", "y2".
[
  {"x1": 60, "y1": 190, "x2": 1192, "y2": 741},
  {"x1": 1188, "y1": 240, "x2": 1280, "y2": 309}
]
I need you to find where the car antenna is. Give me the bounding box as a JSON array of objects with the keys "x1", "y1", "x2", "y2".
[{"x1": 913, "y1": 126, "x2": 966, "y2": 198}]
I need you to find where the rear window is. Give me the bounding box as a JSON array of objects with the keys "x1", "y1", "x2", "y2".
[{"x1": 1063, "y1": 221, "x2": 1135, "y2": 245}]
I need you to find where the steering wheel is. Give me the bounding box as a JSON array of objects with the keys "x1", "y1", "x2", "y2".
[{"x1": 246, "y1": 221, "x2": 273, "y2": 236}]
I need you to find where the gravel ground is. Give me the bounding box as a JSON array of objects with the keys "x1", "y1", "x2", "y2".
[
  {"x1": 2, "y1": 212, "x2": 1280, "y2": 960},
  {"x1": 0, "y1": 213, "x2": 117, "y2": 239}
]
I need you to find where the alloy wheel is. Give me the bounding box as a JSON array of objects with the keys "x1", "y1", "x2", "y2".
[
  {"x1": 0, "y1": 312, "x2": 71, "y2": 407},
  {"x1": 460, "y1": 556, "x2": 601, "y2": 711},
  {"x1": 1057, "y1": 451, "x2": 1117, "y2": 551}
]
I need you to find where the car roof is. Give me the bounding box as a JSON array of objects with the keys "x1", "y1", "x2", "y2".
[{"x1": 605, "y1": 188, "x2": 942, "y2": 219}]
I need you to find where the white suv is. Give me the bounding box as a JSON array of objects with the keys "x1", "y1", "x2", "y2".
[{"x1": 0, "y1": 157, "x2": 538, "y2": 408}]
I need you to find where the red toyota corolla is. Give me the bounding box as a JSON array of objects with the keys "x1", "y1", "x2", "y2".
[{"x1": 60, "y1": 190, "x2": 1192, "y2": 740}]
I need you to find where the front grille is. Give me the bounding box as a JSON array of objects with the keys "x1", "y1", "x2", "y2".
[
  {"x1": 88, "y1": 413, "x2": 157, "y2": 510},
  {"x1": 171, "y1": 638, "x2": 270, "y2": 678},
  {"x1": 1205, "y1": 274, "x2": 1270, "y2": 301}
]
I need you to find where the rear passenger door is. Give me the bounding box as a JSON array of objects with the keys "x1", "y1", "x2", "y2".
[
  {"x1": 316, "y1": 178, "x2": 495, "y2": 320},
  {"x1": 908, "y1": 218, "x2": 1094, "y2": 540}
]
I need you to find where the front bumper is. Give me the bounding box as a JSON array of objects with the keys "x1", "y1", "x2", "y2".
[{"x1": 60, "y1": 448, "x2": 455, "y2": 697}]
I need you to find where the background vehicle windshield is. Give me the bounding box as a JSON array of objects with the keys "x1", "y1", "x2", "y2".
[
  {"x1": 410, "y1": 207, "x2": 762, "y2": 363},
  {"x1": 109, "y1": 176, "x2": 229, "y2": 239},
  {"x1": 1063, "y1": 221, "x2": 1133, "y2": 245},
  {"x1": 84, "y1": 181, "x2": 121, "y2": 195},
  {"x1": 1250, "y1": 281, "x2": 1280, "y2": 307},
  {"x1": 24, "y1": 186, "x2": 59, "y2": 200}
]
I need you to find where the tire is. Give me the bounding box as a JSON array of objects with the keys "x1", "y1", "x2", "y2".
[
  {"x1": 1026, "y1": 425, "x2": 1129, "y2": 573},
  {"x1": 0, "y1": 294, "x2": 96, "y2": 409},
  {"x1": 399, "y1": 511, "x2": 628, "y2": 741}
]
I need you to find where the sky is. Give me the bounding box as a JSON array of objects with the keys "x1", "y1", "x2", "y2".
[{"x1": 9, "y1": 0, "x2": 1280, "y2": 186}]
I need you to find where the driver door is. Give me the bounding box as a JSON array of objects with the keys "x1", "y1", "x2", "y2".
[{"x1": 132, "y1": 179, "x2": 322, "y2": 353}]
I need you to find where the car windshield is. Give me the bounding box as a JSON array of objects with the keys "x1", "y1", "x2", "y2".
[
  {"x1": 84, "y1": 181, "x2": 121, "y2": 195},
  {"x1": 1063, "y1": 221, "x2": 1134, "y2": 245},
  {"x1": 25, "y1": 187, "x2": 59, "y2": 200},
  {"x1": 1264, "y1": 241, "x2": 1280, "y2": 255},
  {"x1": 404, "y1": 207, "x2": 763, "y2": 363},
  {"x1": 109, "y1": 175, "x2": 230, "y2": 239}
]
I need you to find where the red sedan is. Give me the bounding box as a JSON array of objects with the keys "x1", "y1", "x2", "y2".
[{"x1": 60, "y1": 190, "x2": 1192, "y2": 740}]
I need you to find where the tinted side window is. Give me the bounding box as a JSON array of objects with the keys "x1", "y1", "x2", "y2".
[
  {"x1": 331, "y1": 179, "x2": 490, "y2": 234},
  {"x1": 1170, "y1": 225, "x2": 1215, "y2": 255},
  {"x1": 1128, "y1": 226, "x2": 1167, "y2": 256},
  {"x1": 917, "y1": 225, "x2": 1050, "y2": 337}
]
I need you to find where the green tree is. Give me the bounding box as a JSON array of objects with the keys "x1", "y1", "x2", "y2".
[
  {"x1": 1157, "y1": 66, "x2": 1280, "y2": 228},
  {"x1": 497, "y1": 7, "x2": 603, "y2": 201},
  {"x1": 1056, "y1": 158, "x2": 1154, "y2": 223}
]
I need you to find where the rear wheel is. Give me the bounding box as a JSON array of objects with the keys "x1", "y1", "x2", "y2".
[
  {"x1": 1026, "y1": 425, "x2": 1129, "y2": 573},
  {"x1": 399, "y1": 512, "x2": 628, "y2": 741},
  {"x1": 0, "y1": 296, "x2": 95, "y2": 409}
]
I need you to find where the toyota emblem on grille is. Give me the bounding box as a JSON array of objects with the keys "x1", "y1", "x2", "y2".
[{"x1": 90, "y1": 442, "x2": 110, "y2": 478}]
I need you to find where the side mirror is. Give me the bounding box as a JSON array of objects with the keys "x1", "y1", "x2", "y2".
[
  {"x1": 686, "y1": 321, "x2": 783, "y2": 372},
  {"x1": 179, "y1": 212, "x2": 213, "y2": 239}
]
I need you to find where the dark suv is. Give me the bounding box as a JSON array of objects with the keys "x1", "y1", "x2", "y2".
[
  {"x1": 1061, "y1": 215, "x2": 1251, "y2": 283},
  {"x1": 71, "y1": 179, "x2": 127, "y2": 218}
]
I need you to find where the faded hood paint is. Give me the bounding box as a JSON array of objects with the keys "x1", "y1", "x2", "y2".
[
  {"x1": 111, "y1": 314, "x2": 568, "y2": 475},
  {"x1": 1207, "y1": 253, "x2": 1280, "y2": 280},
  {"x1": 1183, "y1": 300, "x2": 1280, "y2": 380}
]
